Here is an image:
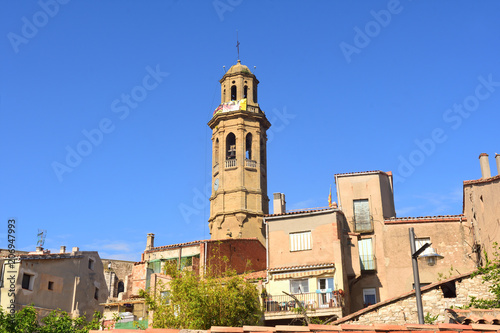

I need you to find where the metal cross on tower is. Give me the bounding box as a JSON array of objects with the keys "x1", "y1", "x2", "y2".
[{"x1": 236, "y1": 30, "x2": 240, "y2": 60}]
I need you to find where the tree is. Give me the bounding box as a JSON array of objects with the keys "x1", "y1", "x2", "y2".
[
  {"x1": 141, "y1": 260, "x2": 263, "y2": 329},
  {"x1": 468, "y1": 242, "x2": 500, "y2": 309},
  {"x1": 0, "y1": 306, "x2": 102, "y2": 333}
]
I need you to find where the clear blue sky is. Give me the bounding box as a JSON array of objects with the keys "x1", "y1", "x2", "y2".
[{"x1": 2, "y1": 1, "x2": 500, "y2": 261}]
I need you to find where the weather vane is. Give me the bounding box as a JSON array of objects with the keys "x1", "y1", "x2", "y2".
[
  {"x1": 236, "y1": 30, "x2": 240, "y2": 60},
  {"x1": 37, "y1": 229, "x2": 47, "y2": 247}
]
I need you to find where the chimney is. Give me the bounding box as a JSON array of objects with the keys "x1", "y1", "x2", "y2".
[
  {"x1": 146, "y1": 233, "x2": 155, "y2": 251},
  {"x1": 273, "y1": 193, "x2": 286, "y2": 214},
  {"x1": 496, "y1": 153, "x2": 500, "y2": 175},
  {"x1": 60, "y1": 246, "x2": 66, "y2": 253},
  {"x1": 36, "y1": 246, "x2": 43, "y2": 252},
  {"x1": 71, "y1": 247, "x2": 79, "y2": 253},
  {"x1": 479, "y1": 153, "x2": 491, "y2": 179}
]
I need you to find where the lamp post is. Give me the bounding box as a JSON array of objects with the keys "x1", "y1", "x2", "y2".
[{"x1": 409, "y1": 227, "x2": 444, "y2": 324}]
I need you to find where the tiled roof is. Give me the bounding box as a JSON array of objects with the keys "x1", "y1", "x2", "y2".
[
  {"x1": 332, "y1": 271, "x2": 475, "y2": 325},
  {"x1": 243, "y1": 270, "x2": 267, "y2": 280},
  {"x1": 265, "y1": 207, "x2": 336, "y2": 218},
  {"x1": 334, "y1": 170, "x2": 391, "y2": 177},
  {"x1": 447, "y1": 308, "x2": 500, "y2": 325},
  {"x1": 268, "y1": 262, "x2": 335, "y2": 272},
  {"x1": 1, "y1": 253, "x2": 84, "y2": 260},
  {"x1": 92, "y1": 323, "x2": 500, "y2": 332},
  {"x1": 385, "y1": 215, "x2": 466, "y2": 224},
  {"x1": 146, "y1": 238, "x2": 261, "y2": 253},
  {"x1": 463, "y1": 174, "x2": 500, "y2": 185}
]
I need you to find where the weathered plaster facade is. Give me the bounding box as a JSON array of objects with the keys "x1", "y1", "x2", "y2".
[{"x1": 0, "y1": 247, "x2": 107, "y2": 320}]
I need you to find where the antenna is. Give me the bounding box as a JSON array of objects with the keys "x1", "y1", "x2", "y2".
[
  {"x1": 236, "y1": 30, "x2": 240, "y2": 60},
  {"x1": 223, "y1": 65, "x2": 226, "y2": 73},
  {"x1": 37, "y1": 229, "x2": 47, "y2": 247}
]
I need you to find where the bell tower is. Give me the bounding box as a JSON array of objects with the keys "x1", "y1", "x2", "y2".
[{"x1": 207, "y1": 60, "x2": 270, "y2": 245}]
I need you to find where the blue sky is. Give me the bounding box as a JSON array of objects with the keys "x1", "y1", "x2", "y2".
[{"x1": 1, "y1": 1, "x2": 500, "y2": 261}]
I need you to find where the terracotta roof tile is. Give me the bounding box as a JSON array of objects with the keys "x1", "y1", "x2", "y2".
[
  {"x1": 385, "y1": 215, "x2": 466, "y2": 224},
  {"x1": 463, "y1": 174, "x2": 500, "y2": 185},
  {"x1": 146, "y1": 238, "x2": 261, "y2": 253},
  {"x1": 268, "y1": 262, "x2": 335, "y2": 272},
  {"x1": 243, "y1": 270, "x2": 267, "y2": 280},
  {"x1": 334, "y1": 170, "x2": 391, "y2": 177},
  {"x1": 266, "y1": 208, "x2": 336, "y2": 218}
]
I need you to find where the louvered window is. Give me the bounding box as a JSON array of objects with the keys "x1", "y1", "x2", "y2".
[
  {"x1": 359, "y1": 238, "x2": 376, "y2": 271},
  {"x1": 289, "y1": 231, "x2": 312, "y2": 252}
]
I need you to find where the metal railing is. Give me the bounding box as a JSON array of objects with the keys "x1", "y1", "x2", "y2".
[
  {"x1": 263, "y1": 291, "x2": 343, "y2": 313},
  {"x1": 360, "y1": 255, "x2": 376, "y2": 271}
]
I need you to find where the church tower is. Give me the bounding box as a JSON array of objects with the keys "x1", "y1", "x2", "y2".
[{"x1": 207, "y1": 60, "x2": 270, "y2": 245}]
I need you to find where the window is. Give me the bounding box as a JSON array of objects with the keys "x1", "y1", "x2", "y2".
[
  {"x1": 48, "y1": 281, "x2": 54, "y2": 291},
  {"x1": 358, "y1": 238, "x2": 376, "y2": 271},
  {"x1": 226, "y1": 133, "x2": 236, "y2": 160},
  {"x1": 117, "y1": 281, "x2": 124, "y2": 294},
  {"x1": 441, "y1": 281, "x2": 456, "y2": 298},
  {"x1": 243, "y1": 85, "x2": 248, "y2": 99},
  {"x1": 353, "y1": 199, "x2": 372, "y2": 232},
  {"x1": 363, "y1": 288, "x2": 377, "y2": 307},
  {"x1": 88, "y1": 258, "x2": 95, "y2": 270},
  {"x1": 290, "y1": 231, "x2": 312, "y2": 252},
  {"x1": 231, "y1": 85, "x2": 237, "y2": 100},
  {"x1": 415, "y1": 237, "x2": 433, "y2": 256},
  {"x1": 94, "y1": 287, "x2": 99, "y2": 300},
  {"x1": 161, "y1": 291, "x2": 171, "y2": 304},
  {"x1": 22, "y1": 273, "x2": 33, "y2": 290},
  {"x1": 290, "y1": 279, "x2": 309, "y2": 294},
  {"x1": 245, "y1": 133, "x2": 252, "y2": 160}
]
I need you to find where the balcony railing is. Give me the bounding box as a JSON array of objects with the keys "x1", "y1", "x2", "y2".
[
  {"x1": 245, "y1": 159, "x2": 256, "y2": 168},
  {"x1": 360, "y1": 255, "x2": 376, "y2": 271},
  {"x1": 225, "y1": 159, "x2": 237, "y2": 168},
  {"x1": 263, "y1": 291, "x2": 343, "y2": 313},
  {"x1": 353, "y1": 216, "x2": 373, "y2": 233}
]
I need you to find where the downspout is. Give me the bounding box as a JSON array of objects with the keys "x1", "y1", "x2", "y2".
[{"x1": 204, "y1": 241, "x2": 208, "y2": 276}]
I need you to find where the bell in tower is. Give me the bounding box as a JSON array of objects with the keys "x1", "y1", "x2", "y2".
[{"x1": 207, "y1": 60, "x2": 271, "y2": 245}]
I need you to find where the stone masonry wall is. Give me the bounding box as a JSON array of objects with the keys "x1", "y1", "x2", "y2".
[{"x1": 341, "y1": 275, "x2": 494, "y2": 325}]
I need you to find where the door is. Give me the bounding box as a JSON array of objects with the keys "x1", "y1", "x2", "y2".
[{"x1": 317, "y1": 277, "x2": 334, "y2": 308}]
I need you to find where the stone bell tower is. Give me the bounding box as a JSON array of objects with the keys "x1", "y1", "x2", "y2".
[{"x1": 207, "y1": 60, "x2": 270, "y2": 245}]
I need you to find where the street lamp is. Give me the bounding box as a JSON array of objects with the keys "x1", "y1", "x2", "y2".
[{"x1": 409, "y1": 227, "x2": 444, "y2": 324}]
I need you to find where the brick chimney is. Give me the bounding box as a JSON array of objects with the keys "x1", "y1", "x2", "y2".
[
  {"x1": 146, "y1": 233, "x2": 155, "y2": 251},
  {"x1": 60, "y1": 246, "x2": 66, "y2": 253},
  {"x1": 273, "y1": 193, "x2": 286, "y2": 214},
  {"x1": 496, "y1": 153, "x2": 500, "y2": 176},
  {"x1": 479, "y1": 153, "x2": 491, "y2": 179}
]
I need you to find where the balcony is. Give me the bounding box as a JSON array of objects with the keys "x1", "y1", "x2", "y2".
[
  {"x1": 353, "y1": 216, "x2": 373, "y2": 233},
  {"x1": 225, "y1": 159, "x2": 237, "y2": 168},
  {"x1": 263, "y1": 291, "x2": 343, "y2": 320},
  {"x1": 245, "y1": 159, "x2": 257, "y2": 168},
  {"x1": 360, "y1": 255, "x2": 376, "y2": 271}
]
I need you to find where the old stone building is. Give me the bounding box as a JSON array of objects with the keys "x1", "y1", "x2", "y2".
[{"x1": 0, "y1": 246, "x2": 107, "y2": 320}]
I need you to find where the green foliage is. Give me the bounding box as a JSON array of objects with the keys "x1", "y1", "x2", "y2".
[
  {"x1": 424, "y1": 312, "x2": 439, "y2": 324},
  {"x1": 141, "y1": 259, "x2": 262, "y2": 329},
  {"x1": 437, "y1": 265, "x2": 454, "y2": 281},
  {"x1": 469, "y1": 242, "x2": 500, "y2": 309},
  {"x1": 0, "y1": 306, "x2": 102, "y2": 333}
]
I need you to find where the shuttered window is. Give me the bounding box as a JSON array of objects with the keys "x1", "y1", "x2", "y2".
[
  {"x1": 290, "y1": 231, "x2": 312, "y2": 252},
  {"x1": 415, "y1": 237, "x2": 433, "y2": 256},
  {"x1": 354, "y1": 199, "x2": 372, "y2": 232}
]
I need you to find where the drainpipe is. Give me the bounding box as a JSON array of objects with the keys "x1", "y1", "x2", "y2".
[{"x1": 204, "y1": 241, "x2": 208, "y2": 276}]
